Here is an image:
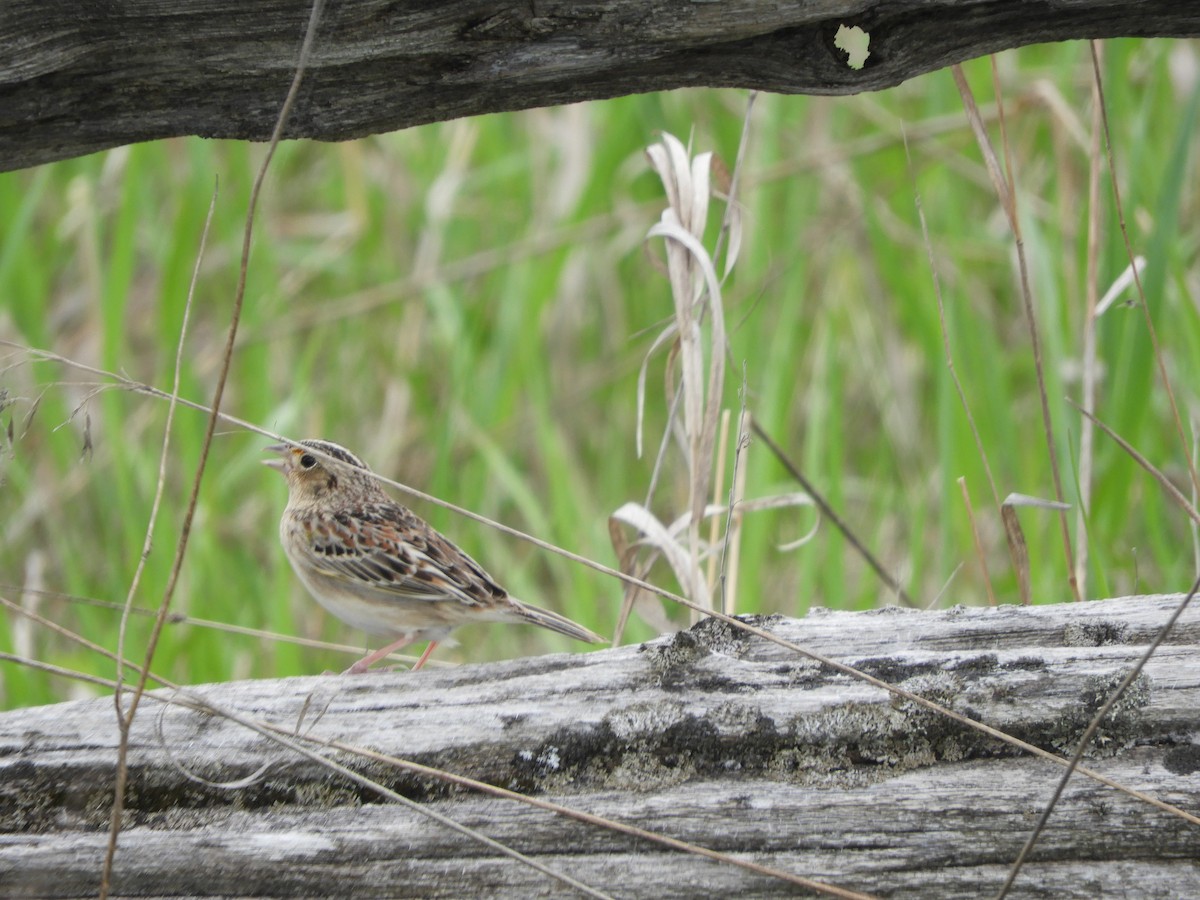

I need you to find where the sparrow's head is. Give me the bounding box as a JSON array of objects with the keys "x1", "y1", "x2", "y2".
[{"x1": 263, "y1": 439, "x2": 382, "y2": 506}]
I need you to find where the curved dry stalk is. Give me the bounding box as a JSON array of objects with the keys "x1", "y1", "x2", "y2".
[
  {"x1": 99, "y1": 3, "x2": 329, "y2": 896},
  {"x1": 645, "y1": 214, "x2": 726, "y2": 519},
  {"x1": 155, "y1": 695, "x2": 276, "y2": 791},
  {"x1": 635, "y1": 129, "x2": 731, "y2": 624},
  {"x1": 610, "y1": 490, "x2": 816, "y2": 635}
]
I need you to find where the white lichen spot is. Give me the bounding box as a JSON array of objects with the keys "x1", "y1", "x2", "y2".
[{"x1": 834, "y1": 24, "x2": 870, "y2": 70}]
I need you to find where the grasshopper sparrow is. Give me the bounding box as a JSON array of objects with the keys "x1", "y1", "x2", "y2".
[{"x1": 264, "y1": 439, "x2": 604, "y2": 673}]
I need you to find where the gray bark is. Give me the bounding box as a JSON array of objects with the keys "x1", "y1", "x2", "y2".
[
  {"x1": 2, "y1": 594, "x2": 1199, "y2": 898},
  {"x1": 2, "y1": 1, "x2": 1200, "y2": 172}
]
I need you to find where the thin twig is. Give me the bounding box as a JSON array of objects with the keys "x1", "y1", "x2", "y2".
[
  {"x1": 750, "y1": 420, "x2": 917, "y2": 608},
  {"x1": 101, "y1": 177, "x2": 215, "y2": 900},
  {"x1": 996, "y1": 576, "x2": 1200, "y2": 898},
  {"x1": 1069, "y1": 401, "x2": 1200, "y2": 527}
]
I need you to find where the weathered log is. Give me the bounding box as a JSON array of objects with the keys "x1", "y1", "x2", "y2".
[
  {"x1": 3, "y1": 2, "x2": 1200, "y2": 172},
  {"x1": 2, "y1": 594, "x2": 1199, "y2": 897}
]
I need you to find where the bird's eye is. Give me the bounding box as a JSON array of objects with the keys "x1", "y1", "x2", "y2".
[{"x1": 299, "y1": 453, "x2": 317, "y2": 469}]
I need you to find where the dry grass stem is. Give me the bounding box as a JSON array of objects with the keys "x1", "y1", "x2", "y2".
[
  {"x1": 1070, "y1": 402, "x2": 1200, "y2": 526},
  {"x1": 957, "y1": 477, "x2": 996, "y2": 606},
  {"x1": 706, "y1": 408, "x2": 732, "y2": 596},
  {"x1": 750, "y1": 421, "x2": 913, "y2": 607},
  {"x1": 1075, "y1": 48, "x2": 1104, "y2": 600},
  {"x1": 623, "y1": 125, "x2": 732, "y2": 627},
  {"x1": 952, "y1": 62, "x2": 1080, "y2": 603},
  {"x1": 720, "y1": 407, "x2": 750, "y2": 616}
]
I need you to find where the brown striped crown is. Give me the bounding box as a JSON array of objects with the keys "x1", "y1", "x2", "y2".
[{"x1": 298, "y1": 440, "x2": 371, "y2": 471}]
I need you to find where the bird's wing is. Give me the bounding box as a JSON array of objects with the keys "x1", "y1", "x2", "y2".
[{"x1": 306, "y1": 505, "x2": 506, "y2": 610}]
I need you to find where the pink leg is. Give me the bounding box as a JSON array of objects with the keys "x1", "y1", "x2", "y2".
[
  {"x1": 343, "y1": 635, "x2": 416, "y2": 675},
  {"x1": 411, "y1": 641, "x2": 439, "y2": 671}
]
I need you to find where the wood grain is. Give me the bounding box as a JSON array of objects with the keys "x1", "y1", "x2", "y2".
[
  {"x1": 3, "y1": 1, "x2": 1200, "y2": 171},
  {"x1": 3, "y1": 594, "x2": 1199, "y2": 897}
]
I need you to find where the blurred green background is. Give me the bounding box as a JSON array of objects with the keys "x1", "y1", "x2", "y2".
[{"x1": 2, "y1": 39, "x2": 1198, "y2": 709}]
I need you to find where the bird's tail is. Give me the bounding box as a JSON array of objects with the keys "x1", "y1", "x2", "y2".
[{"x1": 510, "y1": 599, "x2": 605, "y2": 644}]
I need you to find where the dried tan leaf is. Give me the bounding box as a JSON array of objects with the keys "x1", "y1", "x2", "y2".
[
  {"x1": 1000, "y1": 504, "x2": 1031, "y2": 606},
  {"x1": 1002, "y1": 493, "x2": 1070, "y2": 511}
]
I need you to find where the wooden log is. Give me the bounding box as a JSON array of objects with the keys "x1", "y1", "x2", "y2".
[
  {"x1": 2, "y1": 594, "x2": 1199, "y2": 897},
  {"x1": 3, "y1": 1, "x2": 1200, "y2": 172}
]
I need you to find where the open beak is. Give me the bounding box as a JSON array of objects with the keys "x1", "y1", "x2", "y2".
[{"x1": 262, "y1": 443, "x2": 290, "y2": 472}]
